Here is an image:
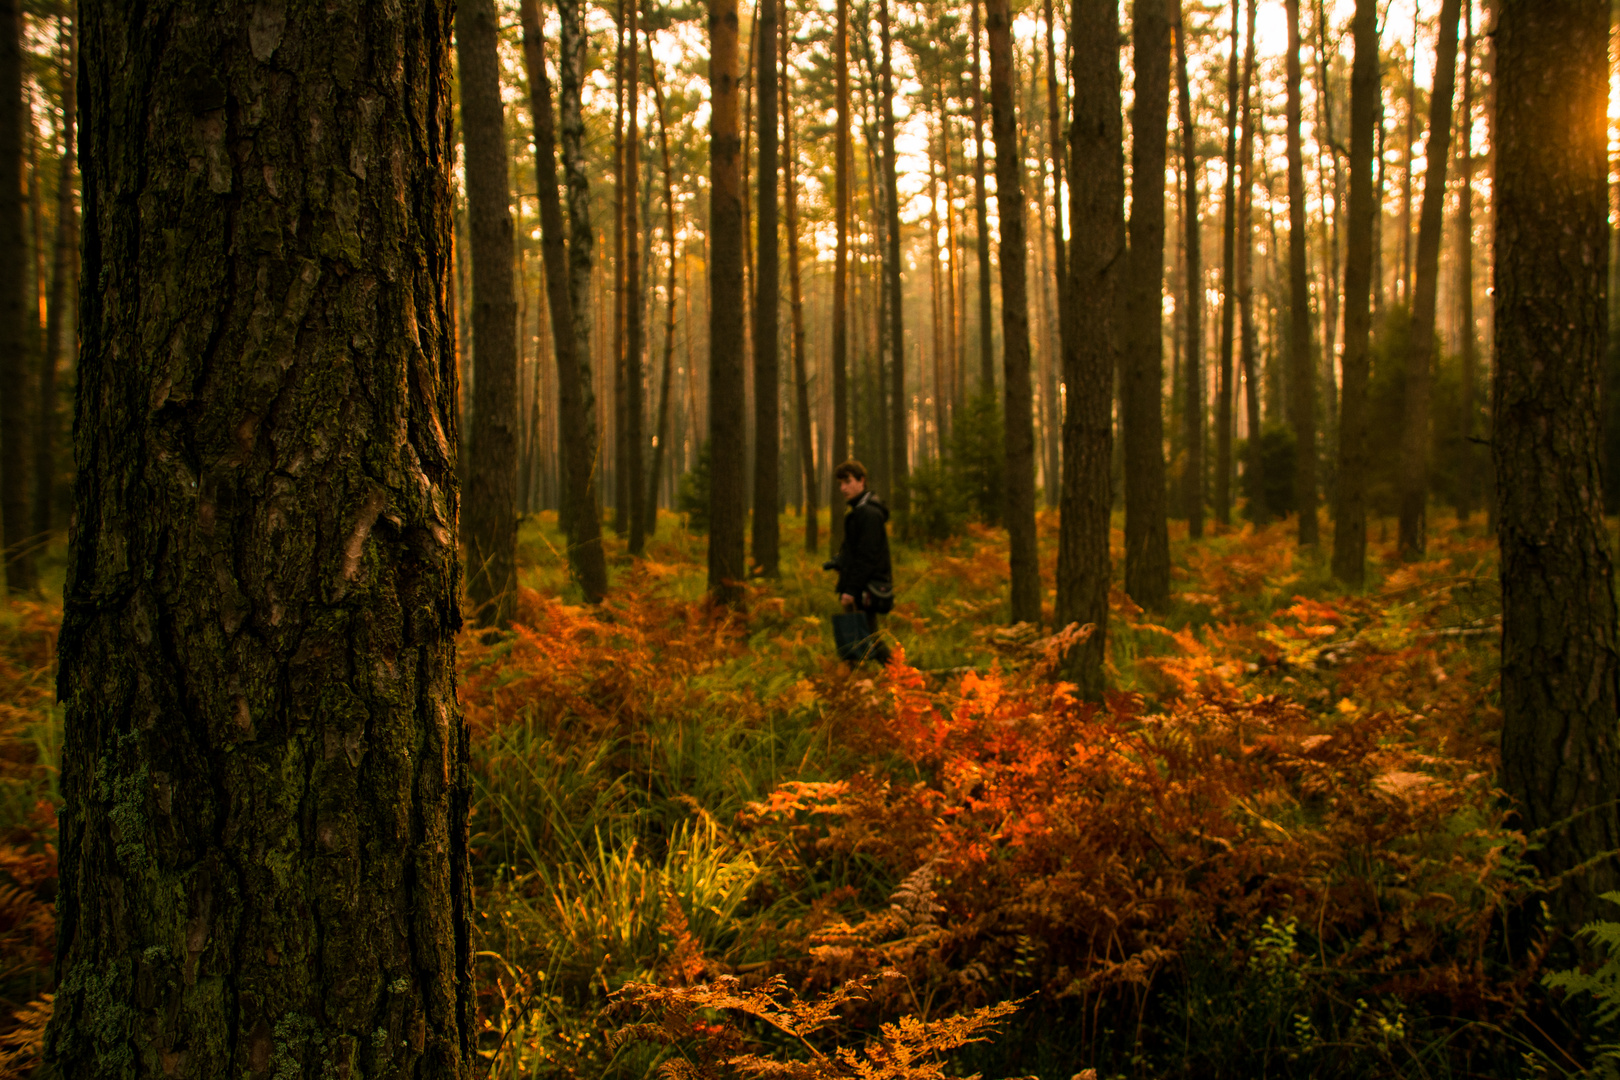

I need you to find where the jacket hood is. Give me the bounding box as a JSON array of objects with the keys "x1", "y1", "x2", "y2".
[{"x1": 850, "y1": 490, "x2": 890, "y2": 522}]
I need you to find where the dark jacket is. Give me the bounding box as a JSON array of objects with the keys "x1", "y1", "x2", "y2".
[{"x1": 835, "y1": 490, "x2": 892, "y2": 601}]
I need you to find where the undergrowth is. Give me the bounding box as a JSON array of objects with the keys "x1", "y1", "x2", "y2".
[{"x1": 0, "y1": 509, "x2": 1603, "y2": 1077}]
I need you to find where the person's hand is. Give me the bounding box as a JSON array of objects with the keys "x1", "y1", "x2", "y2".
[{"x1": 840, "y1": 593, "x2": 856, "y2": 611}]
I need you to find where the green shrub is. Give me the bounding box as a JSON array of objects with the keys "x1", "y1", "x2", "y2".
[
  {"x1": 904, "y1": 456, "x2": 971, "y2": 542},
  {"x1": 948, "y1": 391, "x2": 1004, "y2": 526},
  {"x1": 678, "y1": 441, "x2": 712, "y2": 534},
  {"x1": 1241, "y1": 425, "x2": 1297, "y2": 521}
]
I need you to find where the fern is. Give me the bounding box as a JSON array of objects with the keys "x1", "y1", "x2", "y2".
[{"x1": 1544, "y1": 892, "x2": 1620, "y2": 1074}]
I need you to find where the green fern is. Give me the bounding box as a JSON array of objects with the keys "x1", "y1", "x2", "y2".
[{"x1": 1543, "y1": 892, "x2": 1620, "y2": 1076}]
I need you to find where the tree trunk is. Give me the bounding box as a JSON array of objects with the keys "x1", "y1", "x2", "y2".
[
  {"x1": 1215, "y1": 0, "x2": 1240, "y2": 528},
  {"x1": 612, "y1": 11, "x2": 628, "y2": 537},
  {"x1": 878, "y1": 0, "x2": 907, "y2": 514},
  {"x1": 0, "y1": 0, "x2": 32, "y2": 593},
  {"x1": 971, "y1": 0, "x2": 995, "y2": 394},
  {"x1": 47, "y1": 3, "x2": 473, "y2": 1073},
  {"x1": 645, "y1": 36, "x2": 678, "y2": 542},
  {"x1": 558, "y1": 0, "x2": 607, "y2": 594},
  {"x1": 1121, "y1": 0, "x2": 1171, "y2": 611},
  {"x1": 1175, "y1": 8, "x2": 1204, "y2": 540},
  {"x1": 1059, "y1": 0, "x2": 1123, "y2": 699},
  {"x1": 1396, "y1": 0, "x2": 1462, "y2": 561},
  {"x1": 709, "y1": 0, "x2": 747, "y2": 603},
  {"x1": 1237, "y1": 0, "x2": 1262, "y2": 522},
  {"x1": 1285, "y1": 0, "x2": 1318, "y2": 544},
  {"x1": 987, "y1": 0, "x2": 1040, "y2": 624},
  {"x1": 1457, "y1": 3, "x2": 1479, "y2": 522},
  {"x1": 1330, "y1": 0, "x2": 1380, "y2": 587},
  {"x1": 460, "y1": 0, "x2": 520, "y2": 627},
  {"x1": 1494, "y1": 0, "x2": 1620, "y2": 934},
  {"x1": 36, "y1": 14, "x2": 74, "y2": 546},
  {"x1": 832, "y1": 0, "x2": 850, "y2": 551},
  {"x1": 624, "y1": 0, "x2": 648, "y2": 555},
  {"x1": 521, "y1": 0, "x2": 606, "y2": 601},
  {"x1": 752, "y1": 0, "x2": 780, "y2": 575},
  {"x1": 782, "y1": 4, "x2": 818, "y2": 553}
]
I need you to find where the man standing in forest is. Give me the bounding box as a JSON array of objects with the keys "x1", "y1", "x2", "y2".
[{"x1": 827, "y1": 461, "x2": 894, "y2": 665}]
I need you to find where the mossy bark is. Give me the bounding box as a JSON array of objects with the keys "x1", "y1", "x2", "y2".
[{"x1": 49, "y1": 4, "x2": 474, "y2": 1076}]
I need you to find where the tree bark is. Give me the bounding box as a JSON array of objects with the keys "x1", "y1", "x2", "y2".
[
  {"x1": 624, "y1": 0, "x2": 648, "y2": 555},
  {"x1": 752, "y1": 0, "x2": 780, "y2": 574},
  {"x1": 1121, "y1": 0, "x2": 1171, "y2": 611},
  {"x1": 646, "y1": 35, "x2": 678, "y2": 542},
  {"x1": 831, "y1": 0, "x2": 850, "y2": 551},
  {"x1": 1494, "y1": 0, "x2": 1620, "y2": 933},
  {"x1": 1331, "y1": 0, "x2": 1380, "y2": 587},
  {"x1": 1175, "y1": 8, "x2": 1204, "y2": 540},
  {"x1": 612, "y1": 11, "x2": 628, "y2": 537},
  {"x1": 1284, "y1": 0, "x2": 1318, "y2": 544},
  {"x1": 1237, "y1": 0, "x2": 1263, "y2": 522},
  {"x1": 36, "y1": 14, "x2": 74, "y2": 546},
  {"x1": 782, "y1": 5, "x2": 818, "y2": 553},
  {"x1": 1457, "y1": 3, "x2": 1479, "y2": 522},
  {"x1": 1397, "y1": 0, "x2": 1462, "y2": 561},
  {"x1": 459, "y1": 0, "x2": 520, "y2": 628},
  {"x1": 1060, "y1": 0, "x2": 1123, "y2": 699},
  {"x1": 878, "y1": 0, "x2": 907, "y2": 514},
  {"x1": 0, "y1": 0, "x2": 33, "y2": 593},
  {"x1": 987, "y1": 0, "x2": 1040, "y2": 624},
  {"x1": 521, "y1": 0, "x2": 606, "y2": 601},
  {"x1": 1215, "y1": 0, "x2": 1240, "y2": 528},
  {"x1": 48, "y1": 3, "x2": 473, "y2": 1073},
  {"x1": 971, "y1": 0, "x2": 995, "y2": 395},
  {"x1": 709, "y1": 0, "x2": 747, "y2": 603}
]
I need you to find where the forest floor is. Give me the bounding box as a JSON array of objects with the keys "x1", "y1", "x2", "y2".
[{"x1": 0, "y1": 509, "x2": 1602, "y2": 1078}]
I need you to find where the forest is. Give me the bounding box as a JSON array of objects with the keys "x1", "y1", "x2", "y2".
[{"x1": 0, "y1": 0, "x2": 1615, "y2": 1077}]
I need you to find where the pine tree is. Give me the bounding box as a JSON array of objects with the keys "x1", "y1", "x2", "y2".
[{"x1": 709, "y1": 0, "x2": 748, "y2": 604}]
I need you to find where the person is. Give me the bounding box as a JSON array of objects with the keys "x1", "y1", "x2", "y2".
[{"x1": 825, "y1": 460, "x2": 894, "y2": 664}]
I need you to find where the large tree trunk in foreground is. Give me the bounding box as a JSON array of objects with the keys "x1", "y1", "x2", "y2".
[
  {"x1": 520, "y1": 0, "x2": 607, "y2": 601},
  {"x1": 1494, "y1": 0, "x2": 1620, "y2": 933},
  {"x1": 709, "y1": 0, "x2": 747, "y2": 604},
  {"x1": 1331, "y1": 0, "x2": 1381, "y2": 587},
  {"x1": 752, "y1": 0, "x2": 780, "y2": 575},
  {"x1": 988, "y1": 0, "x2": 1040, "y2": 625},
  {"x1": 48, "y1": 3, "x2": 473, "y2": 1074},
  {"x1": 1121, "y1": 0, "x2": 1171, "y2": 612},
  {"x1": 1059, "y1": 0, "x2": 1123, "y2": 699},
  {"x1": 460, "y1": 0, "x2": 520, "y2": 627},
  {"x1": 1396, "y1": 0, "x2": 1462, "y2": 562},
  {"x1": 0, "y1": 0, "x2": 33, "y2": 594},
  {"x1": 1285, "y1": 0, "x2": 1318, "y2": 545}
]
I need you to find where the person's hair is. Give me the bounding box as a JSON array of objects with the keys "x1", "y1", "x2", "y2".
[{"x1": 834, "y1": 460, "x2": 867, "y2": 483}]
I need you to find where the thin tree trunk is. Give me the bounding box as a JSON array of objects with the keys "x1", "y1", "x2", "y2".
[
  {"x1": 1285, "y1": 0, "x2": 1319, "y2": 544},
  {"x1": 927, "y1": 103, "x2": 946, "y2": 453},
  {"x1": 832, "y1": 0, "x2": 850, "y2": 551},
  {"x1": 971, "y1": 0, "x2": 995, "y2": 394},
  {"x1": 1457, "y1": 2, "x2": 1479, "y2": 521},
  {"x1": 782, "y1": 3, "x2": 818, "y2": 553},
  {"x1": 460, "y1": 0, "x2": 520, "y2": 627},
  {"x1": 1400, "y1": 10, "x2": 1418, "y2": 304},
  {"x1": 35, "y1": 15, "x2": 74, "y2": 545},
  {"x1": 557, "y1": 0, "x2": 607, "y2": 594},
  {"x1": 612, "y1": 10, "x2": 628, "y2": 535},
  {"x1": 1331, "y1": 0, "x2": 1380, "y2": 586},
  {"x1": 645, "y1": 32, "x2": 678, "y2": 541},
  {"x1": 1215, "y1": 0, "x2": 1241, "y2": 528},
  {"x1": 752, "y1": 0, "x2": 780, "y2": 574},
  {"x1": 47, "y1": 3, "x2": 473, "y2": 1071},
  {"x1": 0, "y1": 0, "x2": 33, "y2": 593},
  {"x1": 1494, "y1": 0, "x2": 1620, "y2": 934},
  {"x1": 988, "y1": 0, "x2": 1040, "y2": 624},
  {"x1": 878, "y1": 0, "x2": 907, "y2": 513},
  {"x1": 1059, "y1": 0, "x2": 1124, "y2": 699},
  {"x1": 1237, "y1": 0, "x2": 1263, "y2": 523},
  {"x1": 1121, "y1": 0, "x2": 1171, "y2": 611},
  {"x1": 709, "y1": 0, "x2": 748, "y2": 603},
  {"x1": 1175, "y1": 8, "x2": 1204, "y2": 540},
  {"x1": 624, "y1": 0, "x2": 648, "y2": 555},
  {"x1": 1397, "y1": 0, "x2": 1462, "y2": 561}
]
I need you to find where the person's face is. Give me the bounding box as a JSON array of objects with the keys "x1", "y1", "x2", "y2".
[{"x1": 838, "y1": 474, "x2": 865, "y2": 500}]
